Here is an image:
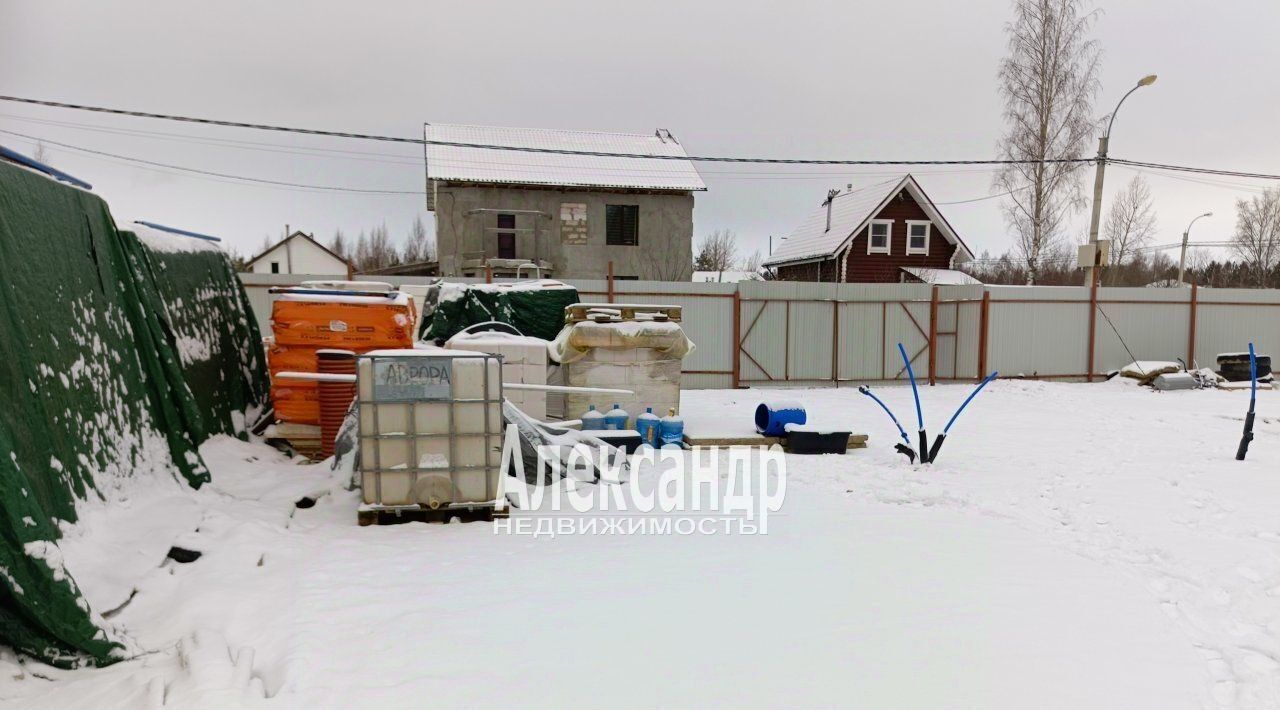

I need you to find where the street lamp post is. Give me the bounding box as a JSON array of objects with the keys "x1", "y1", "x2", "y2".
[
  {"x1": 1178, "y1": 212, "x2": 1212, "y2": 285},
  {"x1": 1085, "y1": 74, "x2": 1158, "y2": 286}
]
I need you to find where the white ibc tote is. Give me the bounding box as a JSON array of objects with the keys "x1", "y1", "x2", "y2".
[{"x1": 356, "y1": 348, "x2": 503, "y2": 510}]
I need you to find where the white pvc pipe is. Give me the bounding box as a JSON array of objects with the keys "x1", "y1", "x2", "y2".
[
  {"x1": 275, "y1": 371, "x2": 357, "y2": 383},
  {"x1": 502, "y1": 383, "x2": 634, "y2": 395}
]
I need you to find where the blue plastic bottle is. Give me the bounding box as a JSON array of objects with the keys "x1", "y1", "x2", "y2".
[
  {"x1": 605, "y1": 403, "x2": 630, "y2": 431},
  {"x1": 635, "y1": 407, "x2": 660, "y2": 446},
  {"x1": 581, "y1": 404, "x2": 605, "y2": 431},
  {"x1": 659, "y1": 408, "x2": 684, "y2": 447}
]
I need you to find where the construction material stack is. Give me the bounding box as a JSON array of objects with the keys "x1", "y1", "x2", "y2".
[
  {"x1": 267, "y1": 286, "x2": 416, "y2": 455},
  {"x1": 445, "y1": 330, "x2": 551, "y2": 420},
  {"x1": 552, "y1": 303, "x2": 694, "y2": 425}
]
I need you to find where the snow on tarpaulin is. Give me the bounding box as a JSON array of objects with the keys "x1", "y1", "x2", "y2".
[
  {"x1": 420, "y1": 280, "x2": 579, "y2": 343},
  {"x1": 0, "y1": 160, "x2": 266, "y2": 667},
  {"x1": 121, "y1": 222, "x2": 269, "y2": 437}
]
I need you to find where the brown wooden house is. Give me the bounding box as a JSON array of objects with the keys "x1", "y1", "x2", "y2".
[{"x1": 764, "y1": 175, "x2": 976, "y2": 283}]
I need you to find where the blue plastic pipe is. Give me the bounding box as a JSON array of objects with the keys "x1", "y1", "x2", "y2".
[
  {"x1": 135, "y1": 220, "x2": 222, "y2": 243},
  {"x1": 0, "y1": 144, "x2": 92, "y2": 190},
  {"x1": 898, "y1": 343, "x2": 929, "y2": 462},
  {"x1": 926, "y1": 371, "x2": 998, "y2": 463},
  {"x1": 941, "y1": 371, "x2": 999, "y2": 435},
  {"x1": 857, "y1": 386, "x2": 910, "y2": 445},
  {"x1": 1236, "y1": 343, "x2": 1257, "y2": 461}
]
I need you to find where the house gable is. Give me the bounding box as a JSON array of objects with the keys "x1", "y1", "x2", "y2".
[
  {"x1": 837, "y1": 189, "x2": 958, "y2": 283},
  {"x1": 771, "y1": 175, "x2": 974, "y2": 283},
  {"x1": 244, "y1": 232, "x2": 351, "y2": 275}
]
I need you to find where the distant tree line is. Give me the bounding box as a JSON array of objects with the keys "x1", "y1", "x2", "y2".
[
  {"x1": 966, "y1": 184, "x2": 1280, "y2": 288},
  {"x1": 326, "y1": 215, "x2": 436, "y2": 272}
]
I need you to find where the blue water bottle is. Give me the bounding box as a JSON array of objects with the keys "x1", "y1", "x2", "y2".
[
  {"x1": 604, "y1": 403, "x2": 630, "y2": 431},
  {"x1": 659, "y1": 408, "x2": 684, "y2": 448},
  {"x1": 635, "y1": 407, "x2": 660, "y2": 446},
  {"x1": 581, "y1": 405, "x2": 605, "y2": 431}
]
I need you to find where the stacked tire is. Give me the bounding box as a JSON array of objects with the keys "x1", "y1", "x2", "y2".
[{"x1": 1217, "y1": 353, "x2": 1271, "y2": 382}]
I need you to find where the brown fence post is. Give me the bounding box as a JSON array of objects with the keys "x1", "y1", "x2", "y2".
[
  {"x1": 484, "y1": 263, "x2": 493, "y2": 284},
  {"x1": 978, "y1": 290, "x2": 990, "y2": 381},
  {"x1": 831, "y1": 299, "x2": 840, "y2": 386},
  {"x1": 1086, "y1": 281, "x2": 1098, "y2": 382},
  {"x1": 928, "y1": 286, "x2": 939, "y2": 386},
  {"x1": 784, "y1": 301, "x2": 791, "y2": 381},
  {"x1": 731, "y1": 289, "x2": 741, "y2": 389},
  {"x1": 1187, "y1": 282, "x2": 1199, "y2": 368},
  {"x1": 606, "y1": 261, "x2": 615, "y2": 303}
]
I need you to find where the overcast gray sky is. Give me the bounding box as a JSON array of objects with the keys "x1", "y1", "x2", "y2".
[{"x1": 3, "y1": 0, "x2": 1277, "y2": 263}]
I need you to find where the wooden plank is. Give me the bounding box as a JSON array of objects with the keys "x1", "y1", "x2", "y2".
[{"x1": 682, "y1": 433, "x2": 868, "y2": 449}]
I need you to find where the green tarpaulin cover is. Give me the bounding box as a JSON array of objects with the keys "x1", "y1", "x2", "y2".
[
  {"x1": 421, "y1": 281, "x2": 579, "y2": 343},
  {"x1": 0, "y1": 160, "x2": 267, "y2": 667}
]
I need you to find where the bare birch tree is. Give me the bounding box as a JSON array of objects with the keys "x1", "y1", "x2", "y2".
[
  {"x1": 402, "y1": 215, "x2": 435, "y2": 263},
  {"x1": 694, "y1": 229, "x2": 739, "y2": 279},
  {"x1": 994, "y1": 0, "x2": 1101, "y2": 284},
  {"x1": 740, "y1": 249, "x2": 765, "y2": 278},
  {"x1": 1231, "y1": 187, "x2": 1280, "y2": 288},
  {"x1": 329, "y1": 229, "x2": 349, "y2": 259},
  {"x1": 1102, "y1": 175, "x2": 1157, "y2": 282}
]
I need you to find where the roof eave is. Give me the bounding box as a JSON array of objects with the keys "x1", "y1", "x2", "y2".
[{"x1": 429, "y1": 177, "x2": 706, "y2": 192}]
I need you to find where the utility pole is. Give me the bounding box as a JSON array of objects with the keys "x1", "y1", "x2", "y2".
[
  {"x1": 1178, "y1": 212, "x2": 1213, "y2": 285},
  {"x1": 1085, "y1": 75, "x2": 1157, "y2": 286}
]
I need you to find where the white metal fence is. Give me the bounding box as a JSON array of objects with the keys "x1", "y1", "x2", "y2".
[{"x1": 240, "y1": 273, "x2": 1280, "y2": 389}]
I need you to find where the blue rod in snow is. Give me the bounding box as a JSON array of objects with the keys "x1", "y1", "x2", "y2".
[
  {"x1": 926, "y1": 371, "x2": 999, "y2": 464},
  {"x1": 857, "y1": 385, "x2": 916, "y2": 463},
  {"x1": 898, "y1": 343, "x2": 929, "y2": 463},
  {"x1": 1235, "y1": 343, "x2": 1258, "y2": 461}
]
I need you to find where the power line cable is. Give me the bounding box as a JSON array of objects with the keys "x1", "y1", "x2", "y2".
[
  {"x1": 5, "y1": 95, "x2": 1279, "y2": 179},
  {"x1": 0, "y1": 94, "x2": 1091, "y2": 167},
  {"x1": 0, "y1": 128, "x2": 423, "y2": 195}
]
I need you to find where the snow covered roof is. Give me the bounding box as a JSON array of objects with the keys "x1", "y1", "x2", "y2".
[
  {"x1": 423, "y1": 123, "x2": 706, "y2": 192},
  {"x1": 900, "y1": 267, "x2": 982, "y2": 285},
  {"x1": 764, "y1": 175, "x2": 973, "y2": 267},
  {"x1": 243, "y1": 231, "x2": 352, "y2": 271}
]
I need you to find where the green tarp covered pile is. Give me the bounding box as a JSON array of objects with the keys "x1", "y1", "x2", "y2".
[
  {"x1": 420, "y1": 281, "x2": 579, "y2": 343},
  {"x1": 123, "y1": 223, "x2": 270, "y2": 438},
  {"x1": 0, "y1": 159, "x2": 267, "y2": 667}
]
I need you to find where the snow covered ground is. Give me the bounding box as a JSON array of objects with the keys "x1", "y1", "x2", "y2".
[{"x1": 2, "y1": 380, "x2": 1279, "y2": 708}]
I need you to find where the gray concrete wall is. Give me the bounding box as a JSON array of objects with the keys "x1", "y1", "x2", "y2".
[{"x1": 431, "y1": 183, "x2": 694, "y2": 280}]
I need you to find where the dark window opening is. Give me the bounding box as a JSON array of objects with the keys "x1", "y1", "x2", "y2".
[
  {"x1": 613, "y1": 275, "x2": 639, "y2": 281},
  {"x1": 606, "y1": 205, "x2": 639, "y2": 246},
  {"x1": 270, "y1": 261, "x2": 280, "y2": 274},
  {"x1": 496, "y1": 213, "x2": 516, "y2": 258}
]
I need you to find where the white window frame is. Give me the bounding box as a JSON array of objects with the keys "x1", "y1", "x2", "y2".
[
  {"x1": 906, "y1": 220, "x2": 931, "y2": 256},
  {"x1": 867, "y1": 219, "x2": 893, "y2": 255}
]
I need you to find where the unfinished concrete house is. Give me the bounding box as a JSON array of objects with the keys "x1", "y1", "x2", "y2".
[{"x1": 423, "y1": 123, "x2": 706, "y2": 281}]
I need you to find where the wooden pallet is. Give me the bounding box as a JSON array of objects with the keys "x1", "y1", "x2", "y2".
[
  {"x1": 682, "y1": 433, "x2": 868, "y2": 449},
  {"x1": 357, "y1": 505, "x2": 510, "y2": 526}
]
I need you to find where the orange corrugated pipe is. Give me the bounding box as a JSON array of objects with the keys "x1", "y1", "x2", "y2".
[{"x1": 316, "y1": 349, "x2": 357, "y2": 458}]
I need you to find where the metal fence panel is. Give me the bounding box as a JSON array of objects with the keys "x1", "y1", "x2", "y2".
[
  {"x1": 987, "y1": 288, "x2": 1089, "y2": 377},
  {"x1": 241, "y1": 274, "x2": 1280, "y2": 389}
]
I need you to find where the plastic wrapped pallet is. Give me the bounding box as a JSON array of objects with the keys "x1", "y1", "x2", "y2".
[{"x1": 550, "y1": 320, "x2": 694, "y2": 423}]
